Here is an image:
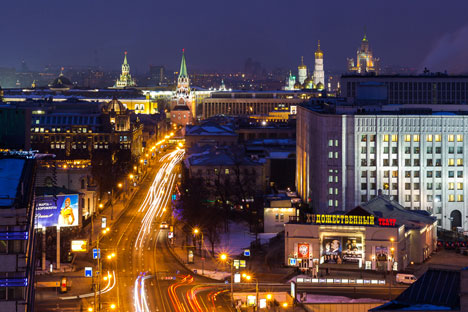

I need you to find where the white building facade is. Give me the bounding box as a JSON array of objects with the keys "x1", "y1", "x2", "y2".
[{"x1": 297, "y1": 105, "x2": 468, "y2": 231}]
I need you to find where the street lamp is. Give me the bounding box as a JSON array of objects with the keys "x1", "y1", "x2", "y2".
[
  {"x1": 242, "y1": 273, "x2": 259, "y2": 311},
  {"x1": 193, "y1": 228, "x2": 205, "y2": 274},
  {"x1": 110, "y1": 303, "x2": 116, "y2": 310},
  {"x1": 94, "y1": 227, "x2": 110, "y2": 312},
  {"x1": 129, "y1": 174, "x2": 134, "y2": 180},
  {"x1": 219, "y1": 253, "x2": 234, "y2": 304}
]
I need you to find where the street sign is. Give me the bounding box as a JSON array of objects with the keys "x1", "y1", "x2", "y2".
[
  {"x1": 234, "y1": 273, "x2": 241, "y2": 283},
  {"x1": 244, "y1": 249, "x2": 250, "y2": 257},
  {"x1": 240, "y1": 260, "x2": 246, "y2": 268},
  {"x1": 93, "y1": 248, "x2": 101, "y2": 259},
  {"x1": 101, "y1": 217, "x2": 107, "y2": 229},
  {"x1": 85, "y1": 267, "x2": 93, "y2": 277},
  {"x1": 233, "y1": 259, "x2": 240, "y2": 269},
  {"x1": 144, "y1": 159, "x2": 148, "y2": 165}
]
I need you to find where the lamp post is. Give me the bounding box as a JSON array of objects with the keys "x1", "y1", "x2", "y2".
[
  {"x1": 242, "y1": 273, "x2": 259, "y2": 311},
  {"x1": 94, "y1": 227, "x2": 110, "y2": 312},
  {"x1": 193, "y1": 228, "x2": 204, "y2": 275},
  {"x1": 220, "y1": 253, "x2": 234, "y2": 305},
  {"x1": 389, "y1": 237, "x2": 395, "y2": 301}
]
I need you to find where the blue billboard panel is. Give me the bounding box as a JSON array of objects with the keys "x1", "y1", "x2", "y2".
[{"x1": 35, "y1": 194, "x2": 79, "y2": 228}]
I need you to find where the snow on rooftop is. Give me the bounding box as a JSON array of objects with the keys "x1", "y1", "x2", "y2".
[{"x1": 0, "y1": 159, "x2": 26, "y2": 207}]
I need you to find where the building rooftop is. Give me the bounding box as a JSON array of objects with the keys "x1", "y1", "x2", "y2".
[
  {"x1": 186, "y1": 146, "x2": 263, "y2": 167},
  {"x1": 370, "y1": 268, "x2": 461, "y2": 311},
  {"x1": 361, "y1": 195, "x2": 437, "y2": 229},
  {"x1": 185, "y1": 122, "x2": 236, "y2": 136}
]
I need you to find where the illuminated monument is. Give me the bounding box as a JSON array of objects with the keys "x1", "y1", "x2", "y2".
[
  {"x1": 285, "y1": 41, "x2": 325, "y2": 91},
  {"x1": 347, "y1": 34, "x2": 380, "y2": 74},
  {"x1": 170, "y1": 49, "x2": 193, "y2": 126},
  {"x1": 114, "y1": 51, "x2": 136, "y2": 88}
]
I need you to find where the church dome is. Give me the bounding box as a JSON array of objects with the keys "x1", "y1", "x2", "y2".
[
  {"x1": 316, "y1": 82, "x2": 325, "y2": 90},
  {"x1": 315, "y1": 41, "x2": 324, "y2": 59},
  {"x1": 48, "y1": 72, "x2": 73, "y2": 90},
  {"x1": 294, "y1": 82, "x2": 302, "y2": 89},
  {"x1": 103, "y1": 97, "x2": 127, "y2": 113},
  {"x1": 304, "y1": 77, "x2": 315, "y2": 89}
]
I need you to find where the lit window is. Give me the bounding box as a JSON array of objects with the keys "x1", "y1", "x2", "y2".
[
  {"x1": 449, "y1": 194, "x2": 455, "y2": 202},
  {"x1": 457, "y1": 195, "x2": 464, "y2": 202},
  {"x1": 449, "y1": 159, "x2": 455, "y2": 166},
  {"x1": 225, "y1": 169, "x2": 230, "y2": 174},
  {"x1": 457, "y1": 134, "x2": 463, "y2": 142},
  {"x1": 435, "y1": 134, "x2": 441, "y2": 142},
  {"x1": 426, "y1": 134, "x2": 433, "y2": 142},
  {"x1": 335, "y1": 152, "x2": 339, "y2": 158},
  {"x1": 392, "y1": 171, "x2": 398, "y2": 178},
  {"x1": 457, "y1": 183, "x2": 463, "y2": 190},
  {"x1": 449, "y1": 182, "x2": 455, "y2": 190},
  {"x1": 329, "y1": 188, "x2": 333, "y2": 195},
  {"x1": 328, "y1": 139, "x2": 333, "y2": 147},
  {"x1": 457, "y1": 159, "x2": 463, "y2": 166},
  {"x1": 328, "y1": 199, "x2": 333, "y2": 207},
  {"x1": 335, "y1": 200, "x2": 339, "y2": 207},
  {"x1": 335, "y1": 140, "x2": 339, "y2": 147},
  {"x1": 335, "y1": 176, "x2": 339, "y2": 183},
  {"x1": 383, "y1": 135, "x2": 389, "y2": 142},
  {"x1": 328, "y1": 152, "x2": 333, "y2": 159},
  {"x1": 404, "y1": 135, "x2": 411, "y2": 142},
  {"x1": 328, "y1": 176, "x2": 333, "y2": 183},
  {"x1": 448, "y1": 134, "x2": 455, "y2": 142},
  {"x1": 413, "y1": 135, "x2": 420, "y2": 142},
  {"x1": 335, "y1": 188, "x2": 338, "y2": 195},
  {"x1": 361, "y1": 135, "x2": 367, "y2": 142},
  {"x1": 391, "y1": 134, "x2": 398, "y2": 142}
]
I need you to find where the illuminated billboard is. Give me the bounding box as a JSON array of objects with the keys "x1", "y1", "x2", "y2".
[
  {"x1": 322, "y1": 236, "x2": 363, "y2": 264},
  {"x1": 35, "y1": 195, "x2": 79, "y2": 228},
  {"x1": 71, "y1": 240, "x2": 88, "y2": 252}
]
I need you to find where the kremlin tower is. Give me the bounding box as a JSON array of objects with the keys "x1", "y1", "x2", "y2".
[
  {"x1": 170, "y1": 49, "x2": 193, "y2": 127},
  {"x1": 114, "y1": 51, "x2": 136, "y2": 88}
]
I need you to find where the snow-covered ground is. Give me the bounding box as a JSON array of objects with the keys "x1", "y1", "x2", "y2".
[{"x1": 203, "y1": 222, "x2": 276, "y2": 256}]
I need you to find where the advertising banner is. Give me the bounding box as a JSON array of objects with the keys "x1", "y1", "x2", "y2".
[
  {"x1": 35, "y1": 195, "x2": 79, "y2": 228},
  {"x1": 342, "y1": 237, "x2": 363, "y2": 263},
  {"x1": 322, "y1": 236, "x2": 363, "y2": 264},
  {"x1": 297, "y1": 243, "x2": 310, "y2": 259},
  {"x1": 375, "y1": 246, "x2": 388, "y2": 261},
  {"x1": 322, "y1": 237, "x2": 342, "y2": 263},
  {"x1": 71, "y1": 240, "x2": 88, "y2": 252}
]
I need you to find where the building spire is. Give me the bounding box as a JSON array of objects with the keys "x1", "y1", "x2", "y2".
[
  {"x1": 179, "y1": 49, "x2": 188, "y2": 78},
  {"x1": 363, "y1": 26, "x2": 367, "y2": 41},
  {"x1": 123, "y1": 51, "x2": 128, "y2": 65}
]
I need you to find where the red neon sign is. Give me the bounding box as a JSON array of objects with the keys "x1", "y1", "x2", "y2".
[{"x1": 378, "y1": 218, "x2": 396, "y2": 227}]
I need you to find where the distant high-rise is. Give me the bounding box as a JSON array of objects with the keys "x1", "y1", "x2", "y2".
[
  {"x1": 347, "y1": 34, "x2": 380, "y2": 74},
  {"x1": 114, "y1": 51, "x2": 136, "y2": 88},
  {"x1": 149, "y1": 65, "x2": 165, "y2": 85},
  {"x1": 170, "y1": 49, "x2": 193, "y2": 126}
]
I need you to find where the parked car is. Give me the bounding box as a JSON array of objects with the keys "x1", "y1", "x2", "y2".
[{"x1": 396, "y1": 273, "x2": 417, "y2": 285}]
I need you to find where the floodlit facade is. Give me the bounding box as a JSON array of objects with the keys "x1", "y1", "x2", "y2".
[
  {"x1": 347, "y1": 34, "x2": 380, "y2": 74},
  {"x1": 114, "y1": 51, "x2": 136, "y2": 88},
  {"x1": 297, "y1": 103, "x2": 468, "y2": 231}
]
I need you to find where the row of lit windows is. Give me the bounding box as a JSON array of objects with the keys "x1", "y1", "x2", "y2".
[
  {"x1": 328, "y1": 199, "x2": 339, "y2": 207},
  {"x1": 328, "y1": 139, "x2": 339, "y2": 147},
  {"x1": 362, "y1": 170, "x2": 464, "y2": 179},
  {"x1": 361, "y1": 146, "x2": 464, "y2": 154},
  {"x1": 363, "y1": 182, "x2": 464, "y2": 192},
  {"x1": 363, "y1": 134, "x2": 464, "y2": 143},
  {"x1": 328, "y1": 152, "x2": 339, "y2": 159},
  {"x1": 361, "y1": 157, "x2": 463, "y2": 167},
  {"x1": 405, "y1": 194, "x2": 463, "y2": 202}
]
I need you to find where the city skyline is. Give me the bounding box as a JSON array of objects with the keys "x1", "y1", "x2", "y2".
[{"x1": 1, "y1": 0, "x2": 468, "y2": 73}]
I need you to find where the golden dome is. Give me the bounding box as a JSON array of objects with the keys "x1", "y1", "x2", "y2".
[
  {"x1": 298, "y1": 56, "x2": 307, "y2": 69},
  {"x1": 294, "y1": 82, "x2": 302, "y2": 89},
  {"x1": 316, "y1": 82, "x2": 325, "y2": 90},
  {"x1": 304, "y1": 77, "x2": 315, "y2": 89},
  {"x1": 315, "y1": 40, "x2": 323, "y2": 59}
]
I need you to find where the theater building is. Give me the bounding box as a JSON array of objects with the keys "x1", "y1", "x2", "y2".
[{"x1": 285, "y1": 195, "x2": 437, "y2": 272}]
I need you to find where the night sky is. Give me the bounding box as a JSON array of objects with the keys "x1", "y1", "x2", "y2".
[{"x1": 2, "y1": 0, "x2": 468, "y2": 73}]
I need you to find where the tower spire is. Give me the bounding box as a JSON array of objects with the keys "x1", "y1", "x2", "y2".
[
  {"x1": 123, "y1": 51, "x2": 128, "y2": 65},
  {"x1": 179, "y1": 49, "x2": 188, "y2": 78}
]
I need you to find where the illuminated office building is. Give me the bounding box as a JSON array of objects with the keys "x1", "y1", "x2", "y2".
[{"x1": 297, "y1": 102, "x2": 468, "y2": 231}]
